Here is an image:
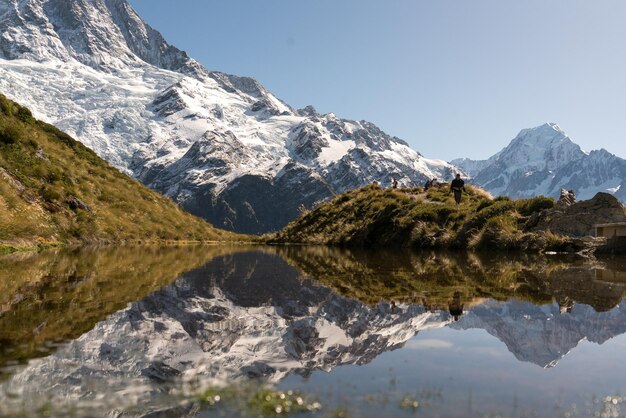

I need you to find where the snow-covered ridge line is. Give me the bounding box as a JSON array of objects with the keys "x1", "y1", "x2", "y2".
[
  {"x1": 452, "y1": 123, "x2": 626, "y2": 202},
  {"x1": 0, "y1": 0, "x2": 459, "y2": 233}
]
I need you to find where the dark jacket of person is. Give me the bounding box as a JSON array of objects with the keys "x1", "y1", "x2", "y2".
[{"x1": 450, "y1": 178, "x2": 465, "y2": 191}]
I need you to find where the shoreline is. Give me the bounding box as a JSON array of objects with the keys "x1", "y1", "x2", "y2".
[
  {"x1": 1, "y1": 235, "x2": 615, "y2": 257},
  {"x1": 0, "y1": 238, "x2": 262, "y2": 255}
]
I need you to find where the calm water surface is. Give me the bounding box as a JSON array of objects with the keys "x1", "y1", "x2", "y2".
[{"x1": 1, "y1": 246, "x2": 626, "y2": 417}]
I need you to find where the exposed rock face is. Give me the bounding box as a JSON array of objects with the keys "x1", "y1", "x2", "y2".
[
  {"x1": 557, "y1": 188, "x2": 576, "y2": 207},
  {"x1": 526, "y1": 192, "x2": 626, "y2": 237}
]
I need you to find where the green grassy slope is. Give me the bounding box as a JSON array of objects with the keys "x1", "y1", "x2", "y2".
[
  {"x1": 271, "y1": 183, "x2": 571, "y2": 251},
  {"x1": 0, "y1": 94, "x2": 243, "y2": 247}
]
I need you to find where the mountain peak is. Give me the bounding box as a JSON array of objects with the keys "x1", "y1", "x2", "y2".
[
  {"x1": 454, "y1": 123, "x2": 626, "y2": 202},
  {"x1": 0, "y1": 0, "x2": 202, "y2": 75},
  {"x1": 541, "y1": 122, "x2": 564, "y2": 133},
  {"x1": 298, "y1": 105, "x2": 319, "y2": 117},
  {"x1": 500, "y1": 122, "x2": 583, "y2": 164},
  {"x1": 513, "y1": 122, "x2": 571, "y2": 146}
]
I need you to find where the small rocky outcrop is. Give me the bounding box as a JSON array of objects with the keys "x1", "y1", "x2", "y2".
[
  {"x1": 66, "y1": 196, "x2": 92, "y2": 212},
  {"x1": 557, "y1": 188, "x2": 576, "y2": 207},
  {"x1": 526, "y1": 192, "x2": 626, "y2": 237}
]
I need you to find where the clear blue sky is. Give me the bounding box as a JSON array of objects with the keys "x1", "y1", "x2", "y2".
[{"x1": 129, "y1": 0, "x2": 626, "y2": 161}]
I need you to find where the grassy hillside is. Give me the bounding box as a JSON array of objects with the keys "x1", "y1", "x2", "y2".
[
  {"x1": 0, "y1": 94, "x2": 242, "y2": 249},
  {"x1": 271, "y1": 183, "x2": 576, "y2": 251}
]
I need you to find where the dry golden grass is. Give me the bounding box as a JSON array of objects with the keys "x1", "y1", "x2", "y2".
[
  {"x1": 0, "y1": 94, "x2": 246, "y2": 247},
  {"x1": 271, "y1": 183, "x2": 566, "y2": 252}
]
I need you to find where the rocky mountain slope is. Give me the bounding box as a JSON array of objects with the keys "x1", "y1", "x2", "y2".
[
  {"x1": 452, "y1": 123, "x2": 626, "y2": 202},
  {"x1": 0, "y1": 94, "x2": 238, "y2": 248},
  {"x1": 0, "y1": 0, "x2": 457, "y2": 234}
]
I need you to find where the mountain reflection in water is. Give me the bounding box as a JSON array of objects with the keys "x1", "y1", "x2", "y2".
[{"x1": 1, "y1": 246, "x2": 626, "y2": 417}]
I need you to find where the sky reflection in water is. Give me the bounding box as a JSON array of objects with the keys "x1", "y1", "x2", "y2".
[{"x1": 1, "y1": 246, "x2": 626, "y2": 417}]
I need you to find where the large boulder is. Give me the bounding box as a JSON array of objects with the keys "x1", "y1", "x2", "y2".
[{"x1": 526, "y1": 192, "x2": 626, "y2": 237}]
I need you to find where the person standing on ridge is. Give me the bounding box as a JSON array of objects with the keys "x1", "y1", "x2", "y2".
[
  {"x1": 450, "y1": 173, "x2": 465, "y2": 207},
  {"x1": 392, "y1": 177, "x2": 398, "y2": 189}
]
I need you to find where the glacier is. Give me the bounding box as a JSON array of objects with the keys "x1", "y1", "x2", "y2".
[{"x1": 0, "y1": 0, "x2": 458, "y2": 233}]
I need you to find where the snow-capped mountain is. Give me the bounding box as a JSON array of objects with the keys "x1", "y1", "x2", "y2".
[
  {"x1": 452, "y1": 123, "x2": 626, "y2": 201},
  {"x1": 0, "y1": 0, "x2": 457, "y2": 233}
]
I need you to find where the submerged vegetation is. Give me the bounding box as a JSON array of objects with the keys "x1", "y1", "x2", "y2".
[
  {"x1": 271, "y1": 184, "x2": 580, "y2": 252},
  {"x1": 199, "y1": 385, "x2": 321, "y2": 416},
  {"x1": 0, "y1": 94, "x2": 242, "y2": 250}
]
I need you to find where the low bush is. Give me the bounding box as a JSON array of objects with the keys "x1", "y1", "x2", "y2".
[
  {"x1": 0, "y1": 120, "x2": 24, "y2": 145},
  {"x1": 516, "y1": 196, "x2": 555, "y2": 216}
]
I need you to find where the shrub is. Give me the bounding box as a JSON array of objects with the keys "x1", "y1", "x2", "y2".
[
  {"x1": 475, "y1": 199, "x2": 494, "y2": 212},
  {"x1": 474, "y1": 215, "x2": 521, "y2": 250},
  {"x1": 16, "y1": 106, "x2": 34, "y2": 124},
  {"x1": 40, "y1": 186, "x2": 61, "y2": 202},
  {"x1": 0, "y1": 120, "x2": 24, "y2": 145},
  {"x1": 0, "y1": 95, "x2": 14, "y2": 116},
  {"x1": 475, "y1": 200, "x2": 515, "y2": 222},
  {"x1": 516, "y1": 196, "x2": 555, "y2": 216}
]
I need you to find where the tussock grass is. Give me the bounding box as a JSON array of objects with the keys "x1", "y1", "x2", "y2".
[
  {"x1": 272, "y1": 183, "x2": 563, "y2": 252},
  {"x1": 0, "y1": 94, "x2": 244, "y2": 247}
]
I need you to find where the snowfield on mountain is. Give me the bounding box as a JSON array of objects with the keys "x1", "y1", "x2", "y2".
[{"x1": 0, "y1": 0, "x2": 457, "y2": 234}]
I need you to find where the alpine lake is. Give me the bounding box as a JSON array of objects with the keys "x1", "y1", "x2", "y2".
[{"x1": 2, "y1": 245, "x2": 626, "y2": 418}]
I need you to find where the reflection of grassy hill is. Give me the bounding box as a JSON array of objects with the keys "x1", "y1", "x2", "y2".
[
  {"x1": 0, "y1": 245, "x2": 251, "y2": 368},
  {"x1": 271, "y1": 184, "x2": 573, "y2": 251},
  {"x1": 0, "y1": 94, "x2": 243, "y2": 250},
  {"x1": 273, "y1": 246, "x2": 625, "y2": 311}
]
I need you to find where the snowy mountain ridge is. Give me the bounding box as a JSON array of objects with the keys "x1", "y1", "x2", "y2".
[
  {"x1": 453, "y1": 123, "x2": 626, "y2": 201},
  {"x1": 0, "y1": 0, "x2": 457, "y2": 233}
]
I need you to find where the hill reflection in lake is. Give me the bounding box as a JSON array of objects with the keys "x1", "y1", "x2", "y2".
[{"x1": 1, "y1": 247, "x2": 626, "y2": 417}]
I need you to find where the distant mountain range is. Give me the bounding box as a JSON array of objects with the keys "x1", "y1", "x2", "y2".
[
  {"x1": 452, "y1": 123, "x2": 626, "y2": 202},
  {"x1": 0, "y1": 0, "x2": 456, "y2": 234},
  {"x1": 452, "y1": 298, "x2": 626, "y2": 368}
]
